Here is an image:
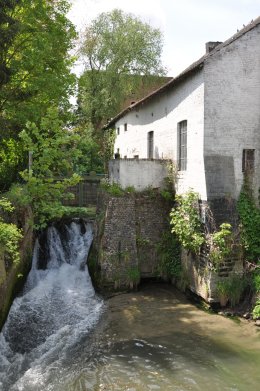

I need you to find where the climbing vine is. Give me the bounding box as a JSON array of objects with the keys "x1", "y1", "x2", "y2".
[
  {"x1": 156, "y1": 231, "x2": 181, "y2": 279},
  {"x1": 237, "y1": 184, "x2": 260, "y2": 262}
]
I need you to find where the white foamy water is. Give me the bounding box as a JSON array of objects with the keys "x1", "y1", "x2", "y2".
[{"x1": 0, "y1": 221, "x2": 103, "y2": 391}]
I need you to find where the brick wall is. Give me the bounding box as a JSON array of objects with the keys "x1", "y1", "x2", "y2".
[{"x1": 94, "y1": 191, "x2": 171, "y2": 289}]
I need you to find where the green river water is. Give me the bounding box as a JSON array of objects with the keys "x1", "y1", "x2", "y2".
[{"x1": 60, "y1": 283, "x2": 260, "y2": 391}]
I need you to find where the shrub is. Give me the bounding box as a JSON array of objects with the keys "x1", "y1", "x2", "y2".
[
  {"x1": 216, "y1": 274, "x2": 247, "y2": 307},
  {"x1": 252, "y1": 300, "x2": 260, "y2": 320},
  {"x1": 170, "y1": 191, "x2": 205, "y2": 254},
  {"x1": 0, "y1": 198, "x2": 23, "y2": 265}
]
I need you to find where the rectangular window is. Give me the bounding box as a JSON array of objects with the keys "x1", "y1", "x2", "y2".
[
  {"x1": 147, "y1": 131, "x2": 154, "y2": 159},
  {"x1": 124, "y1": 123, "x2": 127, "y2": 132},
  {"x1": 177, "y1": 120, "x2": 187, "y2": 171},
  {"x1": 117, "y1": 127, "x2": 120, "y2": 135},
  {"x1": 242, "y1": 149, "x2": 255, "y2": 173}
]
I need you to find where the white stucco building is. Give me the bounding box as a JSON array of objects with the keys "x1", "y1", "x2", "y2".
[{"x1": 105, "y1": 17, "x2": 260, "y2": 203}]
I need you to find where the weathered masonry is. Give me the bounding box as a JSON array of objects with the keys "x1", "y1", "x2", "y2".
[
  {"x1": 93, "y1": 191, "x2": 172, "y2": 289},
  {"x1": 105, "y1": 17, "x2": 260, "y2": 202},
  {"x1": 103, "y1": 18, "x2": 260, "y2": 302}
]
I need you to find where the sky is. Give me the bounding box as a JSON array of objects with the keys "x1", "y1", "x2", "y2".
[{"x1": 68, "y1": 0, "x2": 260, "y2": 77}]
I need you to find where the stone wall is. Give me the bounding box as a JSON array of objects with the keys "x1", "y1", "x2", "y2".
[
  {"x1": 93, "y1": 191, "x2": 172, "y2": 289},
  {"x1": 0, "y1": 207, "x2": 33, "y2": 329}
]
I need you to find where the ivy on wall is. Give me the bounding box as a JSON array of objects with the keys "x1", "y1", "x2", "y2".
[
  {"x1": 170, "y1": 190, "x2": 234, "y2": 268},
  {"x1": 237, "y1": 184, "x2": 260, "y2": 263}
]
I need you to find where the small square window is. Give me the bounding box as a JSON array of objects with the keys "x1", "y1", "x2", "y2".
[{"x1": 124, "y1": 123, "x2": 127, "y2": 132}]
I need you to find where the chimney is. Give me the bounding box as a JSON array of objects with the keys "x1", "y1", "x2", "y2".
[{"x1": 205, "y1": 41, "x2": 222, "y2": 53}]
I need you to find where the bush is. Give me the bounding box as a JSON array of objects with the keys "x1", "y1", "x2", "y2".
[
  {"x1": 252, "y1": 300, "x2": 260, "y2": 320},
  {"x1": 0, "y1": 198, "x2": 23, "y2": 265},
  {"x1": 170, "y1": 191, "x2": 205, "y2": 254}
]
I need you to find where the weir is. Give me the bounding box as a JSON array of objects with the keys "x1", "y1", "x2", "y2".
[{"x1": 0, "y1": 220, "x2": 103, "y2": 391}]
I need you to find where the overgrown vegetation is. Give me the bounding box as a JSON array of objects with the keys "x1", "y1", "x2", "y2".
[
  {"x1": 237, "y1": 180, "x2": 260, "y2": 318},
  {"x1": 0, "y1": 198, "x2": 22, "y2": 266},
  {"x1": 208, "y1": 223, "x2": 233, "y2": 265},
  {"x1": 170, "y1": 190, "x2": 235, "y2": 269},
  {"x1": 216, "y1": 274, "x2": 247, "y2": 308},
  {"x1": 252, "y1": 300, "x2": 260, "y2": 320},
  {"x1": 237, "y1": 183, "x2": 260, "y2": 262},
  {"x1": 156, "y1": 231, "x2": 181, "y2": 279},
  {"x1": 126, "y1": 266, "x2": 140, "y2": 289},
  {"x1": 170, "y1": 191, "x2": 205, "y2": 254}
]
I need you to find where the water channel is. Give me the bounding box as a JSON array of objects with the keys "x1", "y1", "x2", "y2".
[{"x1": 0, "y1": 222, "x2": 259, "y2": 390}]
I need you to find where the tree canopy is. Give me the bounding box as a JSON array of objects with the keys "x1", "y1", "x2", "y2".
[
  {"x1": 78, "y1": 9, "x2": 166, "y2": 130},
  {"x1": 0, "y1": 0, "x2": 76, "y2": 190}
]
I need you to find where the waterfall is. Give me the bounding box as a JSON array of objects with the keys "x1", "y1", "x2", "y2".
[{"x1": 0, "y1": 220, "x2": 103, "y2": 391}]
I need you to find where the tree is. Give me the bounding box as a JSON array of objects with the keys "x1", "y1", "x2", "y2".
[
  {"x1": 16, "y1": 107, "x2": 81, "y2": 228},
  {"x1": 79, "y1": 9, "x2": 166, "y2": 130},
  {"x1": 0, "y1": 0, "x2": 76, "y2": 190}
]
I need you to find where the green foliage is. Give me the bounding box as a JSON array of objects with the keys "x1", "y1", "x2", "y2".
[
  {"x1": 101, "y1": 128, "x2": 116, "y2": 170},
  {"x1": 0, "y1": 0, "x2": 76, "y2": 190},
  {"x1": 252, "y1": 269, "x2": 260, "y2": 293},
  {"x1": 237, "y1": 185, "x2": 260, "y2": 262},
  {"x1": 156, "y1": 231, "x2": 181, "y2": 279},
  {"x1": 0, "y1": 198, "x2": 22, "y2": 265},
  {"x1": 127, "y1": 266, "x2": 140, "y2": 287},
  {"x1": 100, "y1": 180, "x2": 125, "y2": 197},
  {"x1": 0, "y1": 197, "x2": 14, "y2": 213},
  {"x1": 0, "y1": 0, "x2": 76, "y2": 133},
  {"x1": 136, "y1": 235, "x2": 150, "y2": 246},
  {"x1": 160, "y1": 190, "x2": 173, "y2": 201},
  {"x1": 170, "y1": 191, "x2": 205, "y2": 254},
  {"x1": 0, "y1": 136, "x2": 26, "y2": 191},
  {"x1": 216, "y1": 274, "x2": 246, "y2": 307},
  {"x1": 71, "y1": 124, "x2": 104, "y2": 175},
  {"x1": 209, "y1": 223, "x2": 233, "y2": 265},
  {"x1": 61, "y1": 206, "x2": 96, "y2": 219},
  {"x1": 252, "y1": 300, "x2": 260, "y2": 320},
  {"x1": 170, "y1": 191, "x2": 234, "y2": 268},
  {"x1": 79, "y1": 8, "x2": 165, "y2": 129},
  {"x1": 16, "y1": 107, "x2": 82, "y2": 228},
  {"x1": 125, "y1": 186, "x2": 135, "y2": 194}
]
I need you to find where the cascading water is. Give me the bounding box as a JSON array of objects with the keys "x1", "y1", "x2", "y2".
[{"x1": 0, "y1": 220, "x2": 103, "y2": 391}]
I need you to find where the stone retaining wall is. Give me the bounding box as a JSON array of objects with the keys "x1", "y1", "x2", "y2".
[
  {"x1": 94, "y1": 191, "x2": 172, "y2": 289},
  {"x1": 0, "y1": 207, "x2": 33, "y2": 329}
]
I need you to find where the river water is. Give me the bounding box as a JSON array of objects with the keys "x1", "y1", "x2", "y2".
[{"x1": 0, "y1": 222, "x2": 259, "y2": 391}]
